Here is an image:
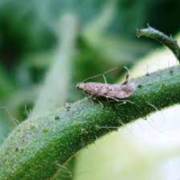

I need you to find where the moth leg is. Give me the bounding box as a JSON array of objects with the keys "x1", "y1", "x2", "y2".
[
  {"x1": 86, "y1": 94, "x2": 103, "y2": 108},
  {"x1": 121, "y1": 99, "x2": 135, "y2": 105},
  {"x1": 106, "y1": 98, "x2": 133, "y2": 104},
  {"x1": 87, "y1": 94, "x2": 104, "y2": 108},
  {"x1": 93, "y1": 97, "x2": 104, "y2": 108},
  {"x1": 82, "y1": 91, "x2": 88, "y2": 97},
  {"x1": 83, "y1": 92, "x2": 95, "y2": 105},
  {"x1": 104, "y1": 96, "x2": 113, "y2": 102},
  {"x1": 106, "y1": 96, "x2": 120, "y2": 102},
  {"x1": 89, "y1": 95, "x2": 96, "y2": 105}
]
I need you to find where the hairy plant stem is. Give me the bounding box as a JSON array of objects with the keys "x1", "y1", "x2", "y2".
[
  {"x1": 0, "y1": 65, "x2": 180, "y2": 180},
  {"x1": 137, "y1": 26, "x2": 180, "y2": 62},
  {"x1": 29, "y1": 13, "x2": 78, "y2": 180}
]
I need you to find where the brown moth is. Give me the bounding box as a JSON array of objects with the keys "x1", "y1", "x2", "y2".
[{"x1": 76, "y1": 74, "x2": 136, "y2": 100}]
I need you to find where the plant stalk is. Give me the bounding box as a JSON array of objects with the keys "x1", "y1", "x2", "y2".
[{"x1": 0, "y1": 65, "x2": 180, "y2": 179}]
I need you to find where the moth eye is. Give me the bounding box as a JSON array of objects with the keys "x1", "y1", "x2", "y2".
[
  {"x1": 76, "y1": 83, "x2": 85, "y2": 90},
  {"x1": 76, "y1": 83, "x2": 80, "y2": 89}
]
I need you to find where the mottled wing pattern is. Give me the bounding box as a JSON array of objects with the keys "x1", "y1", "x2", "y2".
[
  {"x1": 83, "y1": 83, "x2": 108, "y2": 96},
  {"x1": 77, "y1": 82, "x2": 136, "y2": 99},
  {"x1": 109, "y1": 83, "x2": 136, "y2": 99}
]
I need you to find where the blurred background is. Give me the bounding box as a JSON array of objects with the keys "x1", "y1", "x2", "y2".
[{"x1": 1, "y1": 0, "x2": 180, "y2": 180}]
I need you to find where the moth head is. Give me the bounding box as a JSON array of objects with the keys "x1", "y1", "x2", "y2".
[{"x1": 76, "y1": 83, "x2": 85, "y2": 90}]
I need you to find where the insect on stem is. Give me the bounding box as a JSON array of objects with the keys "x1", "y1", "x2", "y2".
[{"x1": 76, "y1": 72, "x2": 136, "y2": 100}]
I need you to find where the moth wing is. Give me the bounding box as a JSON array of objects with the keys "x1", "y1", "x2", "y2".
[{"x1": 116, "y1": 83, "x2": 136, "y2": 99}]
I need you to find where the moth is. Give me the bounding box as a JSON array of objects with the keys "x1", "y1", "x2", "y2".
[{"x1": 76, "y1": 74, "x2": 136, "y2": 100}]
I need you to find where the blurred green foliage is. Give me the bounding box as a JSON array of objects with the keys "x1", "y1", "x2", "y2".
[
  {"x1": 0, "y1": 0, "x2": 180, "y2": 140},
  {"x1": 0, "y1": 0, "x2": 180, "y2": 179}
]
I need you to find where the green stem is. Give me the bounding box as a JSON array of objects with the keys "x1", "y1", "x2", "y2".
[
  {"x1": 0, "y1": 65, "x2": 180, "y2": 180},
  {"x1": 137, "y1": 26, "x2": 180, "y2": 62}
]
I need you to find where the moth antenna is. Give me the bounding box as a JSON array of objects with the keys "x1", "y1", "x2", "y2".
[
  {"x1": 123, "y1": 66, "x2": 131, "y2": 84},
  {"x1": 82, "y1": 67, "x2": 119, "y2": 83},
  {"x1": 123, "y1": 66, "x2": 130, "y2": 74},
  {"x1": 122, "y1": 73, "x2": 130, "y2": 84}
]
